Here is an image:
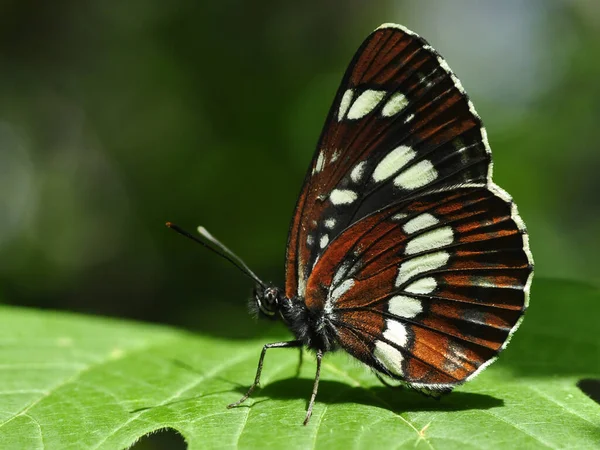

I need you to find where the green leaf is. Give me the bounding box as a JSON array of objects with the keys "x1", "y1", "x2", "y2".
[{"x1": 1, "y1": 278, "x2": 599, "y2": 449}]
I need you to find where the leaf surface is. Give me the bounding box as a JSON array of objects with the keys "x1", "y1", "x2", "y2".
[{"x1": 0, "y1": 278, "x2": 598, "y2": 449}]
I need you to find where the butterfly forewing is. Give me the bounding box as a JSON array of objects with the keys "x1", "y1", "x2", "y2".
[
  {"x1": 305, "y1": 187, "x2": 531, "y2": 390},
  {"x1": 286, "y1": 24, "x2": 493, "y2": 301}
]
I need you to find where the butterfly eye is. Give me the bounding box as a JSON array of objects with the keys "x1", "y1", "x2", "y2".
[{"x1": 255, "y1": 286, "x2": 279, "y2": 317}]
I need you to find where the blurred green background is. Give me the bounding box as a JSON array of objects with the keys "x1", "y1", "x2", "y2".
[{"x1": 1, "y1": 1, "x2": 599, "y2": 333}]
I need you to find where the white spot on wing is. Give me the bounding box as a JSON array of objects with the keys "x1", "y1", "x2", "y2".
[
  {"x1": 405, "y1": 277, "x2": 437, "y2": 294},
  {"x1": 314, "y1": 150, "x2": 325, "y2": 174},
  {"x1": 347, "y1": 90, "x2": 386, "y2": 120},
  {"x1": 382, "y1": 92, "x2": 409, "y2": 117},
  {"x1": 404, "y1": 113, "x2": 415, "y2": 124},
  {"x1": 325, "y1": 279, "x2": 355, "y2": 314},
  {"x1": 374, "y1": 319, "x2": 408, "y2": 376},
  {"x1": 306, "y1": 235, "x2": 314, "y2": 246},
  {"x1": 338, "y1": 89, "x2": 354, "y2": 121},
  {"x1": 331, "y1": 149, "x2": 341, "y2": 163},
  {"x1": 383, "y1": 319, "x2": 408, "y2": 347},
  {"x1": 403, "y1": 213, "x2": 439, "y2": 234},
  {"x1": 319, "y1": 234, "x2": 329, "y2": 249},
  {"x1": 391, "y1": 213, "x2": 407, "y2": 221},
  {"x1": 405, "y1": 226, "x2": 454, "y2": 255},
  {"x1": 332, "y1": 261, "x2": 350, "y2": 286},
  {"x1": 394, "y1": 160, "x2": 438, "y2": 190},
  {"x1": 324, "y1": 218, "x2": 336, "y2": 229},
  {"x1": 374, "y1": 341, "x2": 404, "y2": 376},
  {"x1": 389, "y1": 295, "x2": 423, "y2": 318},
  {"x1": 330, "y1": 189, "x2": 357, "y2": 205},
  {"x1": 372, "y1": 145, "x2": 416, "y2": 182},
  {"x1": 396, "y1": 251, "x2": 449, "y2": 287},
  {"x1": 350, "y1": 161, "x2": 366, "y2": 183}
]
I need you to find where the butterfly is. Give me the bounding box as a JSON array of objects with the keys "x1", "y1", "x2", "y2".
[{"x1": 167, "y1": 23, "x2": 534, "y2": 425}]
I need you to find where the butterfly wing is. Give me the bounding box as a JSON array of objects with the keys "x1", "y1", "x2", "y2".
[
  {"x1": 305, "y1": 187, "x2": 533, "y2": 390},
  {"x1": 286, "y1": 24, "x2": 492, "y2": 300}
]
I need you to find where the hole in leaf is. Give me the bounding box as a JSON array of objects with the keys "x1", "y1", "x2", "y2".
[
  {"x1": 130, "y1": 427, "x2": 187, "y2": 450},
  {"x1": 577, "y1": 378, "x2": 600, "y2": 405}
]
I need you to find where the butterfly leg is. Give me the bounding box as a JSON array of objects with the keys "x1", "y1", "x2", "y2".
[
  {"x1": 295, "y1": 348, "x2": 304, "y2": 377},
  {"x1": 228, "y1": 340, "x2": 303, "y2": 409},
  {"x1": 303, "y1": 348, "x2": 323, "y2": 425}
]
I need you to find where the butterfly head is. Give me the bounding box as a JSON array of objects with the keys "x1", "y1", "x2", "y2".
[{"x1": 252, "y1": 284, "x2": 285, "y2": 319}]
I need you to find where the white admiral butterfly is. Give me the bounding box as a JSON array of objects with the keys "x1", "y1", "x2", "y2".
[{"x1": 168, "y1": 23, "x2": 533, "y2": 425}]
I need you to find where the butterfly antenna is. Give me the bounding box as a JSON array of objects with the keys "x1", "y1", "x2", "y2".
[{"x1": 166, "y1": 222, "x2": 265, "y2": 288}]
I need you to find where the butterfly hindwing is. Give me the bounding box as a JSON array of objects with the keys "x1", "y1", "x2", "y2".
[
  {"x1": 304, "y1": 187, "x2": 532, "y2": 390},
  {"x1": 286, "y1": 24, "x2": 493, "y2": 300}
]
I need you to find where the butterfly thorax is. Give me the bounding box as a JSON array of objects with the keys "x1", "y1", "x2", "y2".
[{"x1": 252, "y1": 284, "x2": 337, "y2": 352}]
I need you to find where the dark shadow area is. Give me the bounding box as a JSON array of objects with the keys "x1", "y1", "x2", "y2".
[
  {"x1": 129, "y1": 427, "x2": 187, "y2": 450},
  {"x1": 234, "y1": 378, "x2": 503, "y2": 413},
  {"x1": 129, "y1": 369, "x2": 501, "y2": 418},
  {"x1": 577, "y1": 379, "x2": 600, "y2": 405}
]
